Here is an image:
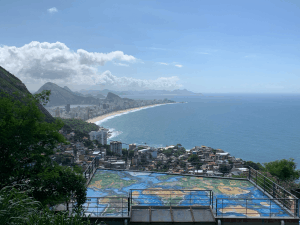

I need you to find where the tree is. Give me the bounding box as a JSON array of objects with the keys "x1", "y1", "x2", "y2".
[
  {"x1": 264, "y1": 158, "x2": 300, "y2": 181},
  {"x1": 244, "y1": 161, "x2": 264, "y2": 170},
  {"x1": 219, "y1": 164, "x2": 231, "y2": 174},
  {"x1": 162, "y1": 149, "x2": 173, "y2": 157},
  {"x1": 188, "y1": 154, "x2": 200, "y2": 163},
  {"x1": 122, "y1": 148, "x2": 128, "y2": 156},
  {"x1": 128, "y1": 150, "x2": 135, "y2": 158},
  {"x1": 30, "y1": 165, "x2": 86, "y2": 207},
  {"x1": 179, "y1": 160, "x2": 186, "y2": 169},
  {"x1": 0, "y1": 90, "x2": 86, "y2": 208}
]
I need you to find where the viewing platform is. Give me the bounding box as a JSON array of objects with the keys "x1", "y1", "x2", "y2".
[{"x1": 71, "y1": 161, "x2": 300, "y2": 224}]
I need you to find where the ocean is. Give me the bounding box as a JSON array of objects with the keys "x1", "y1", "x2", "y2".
[{"x1": 95, "y1": 93, "x2": 300, "y2": 167}]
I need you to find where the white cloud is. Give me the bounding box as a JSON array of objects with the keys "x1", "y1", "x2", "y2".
[
  {"x1": 48, "y1": 7, "x2": 58, "y2": 13},
  {"x1": 0, "y1": 41, "x2": 181, "y2": 91},
  {"x1": 175, "y1": 64, "x2": 183, "y2": 68},
  {"x1": 158, "y1": 62, "x2": 168, "y2": 65},
  {"x1": 90, "y1": 71, "x2": 182, "y2": 91},
  {"x1": 198, "y1": 52, "x2": 209, "y2": 55}
]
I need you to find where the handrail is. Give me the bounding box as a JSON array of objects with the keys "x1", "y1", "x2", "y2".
[
  {"x1": 215, "y1": 197, "x2": 299, "y2": 218},
  {"x1": 247, "y1": 166, "x2": 299, "y2": 217},
  {"x1": 82, "y1": 196, "x2": 129, "y2": 217},
  {"x1": 130, "y1": 189, "x2": 213, "y2": 208},
  {"x1": 84, "y1": 157, "x2": 99, "y2": 185}
]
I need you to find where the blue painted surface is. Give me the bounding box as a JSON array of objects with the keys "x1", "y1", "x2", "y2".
[{"x1": 86, "y1": 170, "x2": 292, "y2": 217}]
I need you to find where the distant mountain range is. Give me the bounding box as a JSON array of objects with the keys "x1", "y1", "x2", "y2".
[
  {"x1": 78, "y1": 88, "x2": 202, "y2": 96},
  {"x1": 35, "y1": 83, "x2": 106, "y2": 107}
]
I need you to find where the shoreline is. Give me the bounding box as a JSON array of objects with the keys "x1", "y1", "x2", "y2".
[{"x1": 86, "y1": 103, "x2": 173, "y2": 124}]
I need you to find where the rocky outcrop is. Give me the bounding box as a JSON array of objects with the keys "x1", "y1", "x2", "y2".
[
  {"x1": 106, "y1": 92, "x2": 122, "y2": 101},
  {"x1": 0, "y1": 66, "x2": 55, "y2": 124}
]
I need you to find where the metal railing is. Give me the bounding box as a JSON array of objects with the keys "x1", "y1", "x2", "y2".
[
  {"x1": 247, "y1": 166, "x2": 299, "y2": 216},
  {"x1": 84, "y1": 158, "x2": 99, "y2": 185},
  {"x1": 82, "y1": 197, "x2": 129, "y2": 217},
  {"x1": 129, "y1": 189, "x2": 214, "y2": 207},
  {"x1": 215, "y1": 198, "x2": 299, "y2": 218}
]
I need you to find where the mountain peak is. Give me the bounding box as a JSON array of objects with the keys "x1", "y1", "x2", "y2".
[
  {"x1": 35, "y1": 82, "x2": 101, "y2": 107},
  {"x1": 106, "y1": 92, "x2": 121, "y2": 100},
  {"x1": 63, "y1": 86, "x2": 73, "y2": 93}
]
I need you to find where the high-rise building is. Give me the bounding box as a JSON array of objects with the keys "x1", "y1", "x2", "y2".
[
  {"x1": 110, "y1": 141, "x2": 122, "y2": 155},
  {"x1": 86, "y1": 108, "x2": 90, "y2": 119},
  {"x1": 55, "y1": 107, "x2": 60, "y2": 117},
  {"x1": 129, "y1": 144, "x2": 136, "y2": 151},
  {"x1": 89, "y1": 129, "x2": 108, "y2": 145},
  {"x1": 65, "y1": 104, "x2": 70, "y2": 112}
]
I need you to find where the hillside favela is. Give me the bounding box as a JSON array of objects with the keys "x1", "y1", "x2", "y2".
[{"x1": 1, "y1": 1, "x2": 300, "y2": 225}]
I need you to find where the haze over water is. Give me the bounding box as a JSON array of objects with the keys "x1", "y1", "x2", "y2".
[{"x1": 97, "y1": 93, "x2": 300, "y2": 167}]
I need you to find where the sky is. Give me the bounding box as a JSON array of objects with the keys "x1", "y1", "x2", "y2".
[{"x1": 0, "y1": 0, "x2": 300, "y2": 93}]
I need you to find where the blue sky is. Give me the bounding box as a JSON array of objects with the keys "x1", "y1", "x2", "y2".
[{"x1": 0, "y1": 0, "x2": 300, "y2": 93}]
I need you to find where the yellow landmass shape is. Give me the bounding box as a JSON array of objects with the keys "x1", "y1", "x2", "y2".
[
  {"x1": 191, "y1": 187, "x2": 206, "y2": 190},
  {"x1": 132, "y1": 191, "x2": 140, "y2": 198},
  {"x1": 98, "y1": 198, "x2": 110, "y2": 204},
  {"x1": 89, "y1": 180, "x2": 102, "y2": 189},
  {"x1": 205, "y1": 185, "x2": 214, "y2": 190},
  {"x1": 220, "y1": 205, "x2": 260, "y2": 217},
  {"x1": 218, "y1": 186, "x2": 250, "y2": 195},
  {"x1": 260, "y1": 202, "x2": 270, "y2": 207},
  {"x1": 142, "y1": 189, "x2": 185, "y2": 199}
]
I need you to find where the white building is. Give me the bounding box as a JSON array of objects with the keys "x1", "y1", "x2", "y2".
[{"x1": 89, "y1": 128, "x2": 108, "y2": 145}]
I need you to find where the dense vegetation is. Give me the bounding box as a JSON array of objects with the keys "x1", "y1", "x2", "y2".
[
  {"x1": 58, "y1": 118, "x2": 100, "y2": 134},
  {"x1": 0, "y1": 186, "x2": 91, "y2": 225},
  {"x1": 0, "y1": 90, "x2": 88, "y2": 223}
]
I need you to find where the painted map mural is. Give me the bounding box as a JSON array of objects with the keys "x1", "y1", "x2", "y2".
[{"x1": 85, "y1": 170, "x2": 291, "y2": 217}]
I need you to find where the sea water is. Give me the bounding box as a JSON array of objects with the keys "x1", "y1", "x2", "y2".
[{"x1": 96, "y1": 93, "x2": 300, "y2": 167}]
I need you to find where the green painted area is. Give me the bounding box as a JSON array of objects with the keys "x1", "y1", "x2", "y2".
[
  {"x1": 157, "y1": 174, "x2": 178, "y2": 180},
  {"x1": 89, "y1": 172, "x2": 137, "y2": 190}
]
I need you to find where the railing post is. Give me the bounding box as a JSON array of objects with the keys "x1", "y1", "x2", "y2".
[
  {"x1": 216, "y1": 199, "x2": 218, "y2": 216},
  {"x1": 212, "y1": 191, "x2": 214, "y2": 209},
  {"x1": 256, "y1": 171, "x2": 258, "y2": 185},
  {"x1": 295, "y1": 198, "x2": 299, "y2": 218},
  {"x1": 246, "y1": 199, "x2": 247, "y2": 217},
  {"x1": 270, "y1": 199, "x2": 272, "y2": 217},
  {"x1": 222, "y1": 199, "x2": 223, "y2": 217},
  {"x1": 248, "y1": 167, "x2": 251, "y2": 180},
  {"x1": 272, "y1": 183, "x2": 276, "y2": 198},
  {"x1": 128, "y1": 197, "x2": 130, "y2": 217},
  {"x1": 264, "y1": 177, "x2": 266, "y2": 193},
  {"x1": 283, "y1": 190, "x2": 286, "y2": 207}
]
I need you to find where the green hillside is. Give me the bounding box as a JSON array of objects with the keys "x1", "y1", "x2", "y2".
[{"x1": 59, "y1": 118, "x2": 100, "y2": 134}]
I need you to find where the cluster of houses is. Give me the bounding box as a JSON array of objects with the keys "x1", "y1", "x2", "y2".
[{"x1": 52, "y1": 124, "x2": 248, "y2": 178}]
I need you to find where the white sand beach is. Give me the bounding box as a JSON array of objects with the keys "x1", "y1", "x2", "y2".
[{"x1": 86, "y1": 104, "x2": 166, "y2": 124}]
